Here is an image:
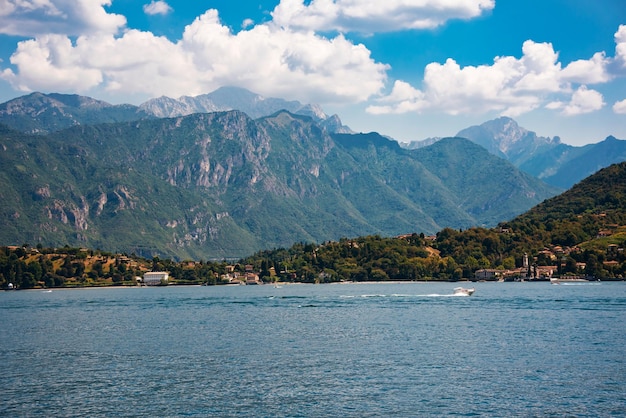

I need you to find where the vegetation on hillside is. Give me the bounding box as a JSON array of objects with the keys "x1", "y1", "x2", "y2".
[
  {"x1": 240, "y1": 162, "x2": 626, "y2": 282},
  {"x1": 0, "y1": 244, "x2": 233, "y2": 289},
  {"x1": 3, "y1": 163, "x2": 625, "y2": 289}
]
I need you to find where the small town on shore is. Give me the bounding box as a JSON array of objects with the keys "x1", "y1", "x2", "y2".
[{"x1": 2, "y1": 226, "x2": 624, "y2": 290}]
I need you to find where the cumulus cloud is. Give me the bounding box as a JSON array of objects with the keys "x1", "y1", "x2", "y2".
[
  {"x1": 143, "y1": 1, "x2": 172, "y2": 16},
  {"x1": 561, "y1": 52, "x2": 611, "y2": 84},
  {"x1": 0, "y1": 9, "x2": 388, "y2": 103},
  {"x1": 368, "y1": 37, "x2": 615, "y2": 117},
  {"x1": 613, "y1": 99, "x2": 626, "y2": 114},
  {"x1": 0, "y1": 0, "x2": 126, "y2": 36},
  {"x1": 1, "y1": 34, "x2": 104, "y2": 91},
  {"x1": 271, "y1": 0, "x2": 495, "y2": 33},
  {"x1": 616, "y1": 25, "x2": 626, "y2": 67},
  {"x1": 367, "y1": 81, "x2": 426, "y2": 115},
  {"x1": 546, "y1": 86, "x2": 605, "y2": 116}
]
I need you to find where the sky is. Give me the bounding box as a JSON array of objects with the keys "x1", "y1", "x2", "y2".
[{"x1": 0, "y1": 1, "x2": 625, "y2": 146}]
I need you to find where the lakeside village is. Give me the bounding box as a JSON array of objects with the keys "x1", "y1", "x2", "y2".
[{"x1": 2, "y1": 228, "x2": 624, "y2": 289}]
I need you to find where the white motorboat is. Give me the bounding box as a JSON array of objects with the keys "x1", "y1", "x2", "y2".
[{"x1": 453, "y1": 287, "x2": 475, "y2": 296}]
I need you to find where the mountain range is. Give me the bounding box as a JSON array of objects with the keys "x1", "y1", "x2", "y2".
[
  {"x1": 2, "y1": 88, "x2": 624, "y2": 259},
  {"x1": 3, "y1": 88, "x2": 622, "y2": 191},
  {"x1": 0, "y1": 90, "x2": 560, "y2": 259},
  {"x1": 139, "y1": 86, "x2": 352, "y2": 134},
  {"x1": 405, "y1": 117, "x2": 626, "y2": 189},
  {"x1": 0, "y1": 86, "x2": 351, "y2": 136}
]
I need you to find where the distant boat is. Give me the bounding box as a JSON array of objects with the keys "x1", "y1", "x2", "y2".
[{"x1": 453, "y1": 287, "x2": 475, "y2": 296}]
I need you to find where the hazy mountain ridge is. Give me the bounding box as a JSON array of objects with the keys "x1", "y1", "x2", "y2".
[
  {"x1": 0, "y1": 87, "x2": 353, "y2": 135},
  {"x1": 402, "y1": 137, "x2": 441, "y2": 150},
  {"x1": 0, "y1": 110, "x2": 559, "y2": 259},
  {"x1": 139, "y1": 86, "x2": 353, "y2": 134},
  {"x1": 455, "y1": 117, "x2": 626, "y2": 188},
  {"x1": 401, "y1": 117, "x2": 626, "y2": 189},
  {"x1": 0, "y1": 92, "x2": 153, "y2": 134},
  {"x1": 456, "y1": 117, "x2": 561, "y2": 164},
  {"x1": 4, "y1": 89, "x2": 622, "y2": 189}
]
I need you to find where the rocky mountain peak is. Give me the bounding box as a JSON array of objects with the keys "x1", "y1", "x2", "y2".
[
  {"x1": 456, "y1": 116, "x2": 560, "y2": 159},
  {"x1": 487, "y1": 117, "x2": 526, "y2": 141}
]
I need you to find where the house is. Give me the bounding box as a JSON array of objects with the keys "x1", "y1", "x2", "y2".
[
  {"x1": 143, "y1": 271, "x2": 169, "y2": 286},
  {"x1": 245, "y1": 272, "x2": 261, "y2": 285},
  {"x1": 474, "y1": 269, "x2": 501, "y2": 281},
  {"x1": 536, "y1": 266, "x2": 556, "y2": 279}
]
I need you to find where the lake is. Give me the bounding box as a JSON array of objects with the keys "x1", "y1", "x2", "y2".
[{"x1": 1, "y1": 282, "x2": 625, "y2": 417}]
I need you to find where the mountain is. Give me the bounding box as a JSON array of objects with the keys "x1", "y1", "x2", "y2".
[
  {"x1": 513, "y1": 161, "x2": 626, "y2": 225},
  {"x1": 0, "y1": 111, "x2": 559, "y2": 259},
  {"x1": 0, "y1": 92, "x2": 153, "y2": 134},
  {"x1": 0, "y1": 87, "x2": 352, "y2": 136},
  {"x1": 410, "y1": 137, "x2": 559, "y2": 227},
  {"x1": 404, "y1": 117, "x2": 626, "y2": 189},
  {"x1": 455, "y1": 117, "x2": 562, "y2": 166},
  {"x1": 455, "y1": 117, "x2": 626, "y2": 189},
  {"x1": 537, "y1": 136, "x2": 626, "y2": 189},
  {"x1": 402, "y1": 137, "x2": 441, "y2": 150},
  {"x1": 139, "y1": 86, "x2": 353, "y2": 133},
  {"x1": 503, "y1": 161, "x2": 626, "y2": 252}
]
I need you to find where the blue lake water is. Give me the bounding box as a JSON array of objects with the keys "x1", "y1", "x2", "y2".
[{"x1": 1, "y1": 282, "x2": 625, "y2": 417}]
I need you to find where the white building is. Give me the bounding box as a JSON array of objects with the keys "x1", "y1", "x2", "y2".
[{"x1": 143, "y1": 271, "x2": 169, "y2": 286}]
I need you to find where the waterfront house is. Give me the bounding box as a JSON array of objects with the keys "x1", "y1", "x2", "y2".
[
  {"x1": 143, "y1": 271, "x2": 169, "y2": 286},
  {"x1": 245, "y1": 272, "x2": 261, "y2": 285},
  {"x1": 474, "y1": 269, "x2": 501, "y2": 281}
]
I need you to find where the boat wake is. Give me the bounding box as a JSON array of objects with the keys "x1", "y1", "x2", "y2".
[
  {"x1": 339, "y1": 293, "x2": 472, "y2": 299},
  {"x1": 556, "y1": 282, "x2": 602, "y2": 286}
]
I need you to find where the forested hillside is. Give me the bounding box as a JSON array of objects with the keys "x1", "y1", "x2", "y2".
[{"x1": 241, "y1": 162, "x2": 626, "y2": 282}]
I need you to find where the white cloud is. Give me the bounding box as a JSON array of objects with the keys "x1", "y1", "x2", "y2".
[
  {"x1": 560, "y1": 86, "x2": 605, "y2": 116},
  {"x1": 0, "y1": 9, "x2": 388, "y2": 103},
  {"x1": 0, "y1": 0, "x2": 126, "y2": 36},
  {"x1": 613, "y1": 99, "x2": 626, "y2": 114},
  {"x1": 561, "y1": 52, "x2": 611, "y2": 84},
  {"x1": 547, "y1": 86, "x2": 606, "y2": 116},
  {"x1": 271, "y1": 0, "x2": 495, "y2": 33},
  {"x1": 143, "y1": 1, "x2": 172, "y2": 16},
  {"x1": 179, "y1": 10, "x2": 388, "y2": 103},
  {"x1": 616, "y1": 25, "x2": 626, "y2": 67},
  {"x1": 1, "y1": 35, "x2": 103, "y2": 91},
  {"x1": 367, "y1": 80, "x2": 427, "y2": 114},
  {"x1": 368, "y1": 37, "x2": 615, "y2": 117}
]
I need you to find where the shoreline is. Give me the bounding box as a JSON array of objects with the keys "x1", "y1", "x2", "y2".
[
  {"x1": 6, "y1": 279, "x2": 479, "y2": 292},
  {"x1": 8, "y1": 278, "x2": 621, "y2": 292}
]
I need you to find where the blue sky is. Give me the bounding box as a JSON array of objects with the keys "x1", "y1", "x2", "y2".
[{"x1": 0, "y1": 1, "x2": 625, "y2": 145}]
